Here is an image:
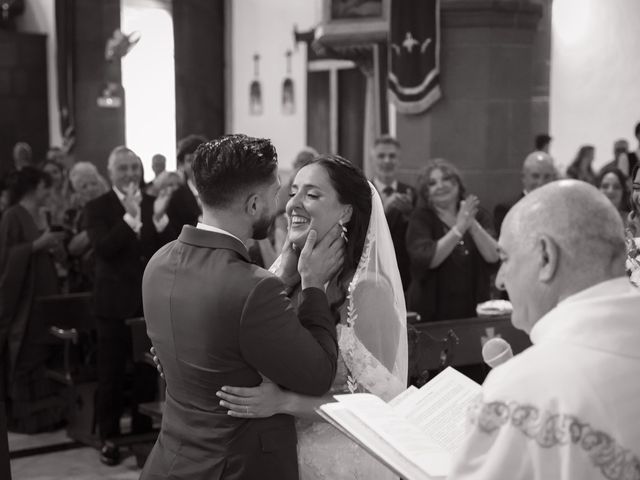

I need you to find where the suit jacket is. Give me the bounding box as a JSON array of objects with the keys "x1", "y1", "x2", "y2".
[
  {"x1": 84, "y1": 190, "x2": 175, "y2": 320},
  {"x1": 374, "y1": 181, "x2": 416, "y2": 291},
  {"x1": 140, "y1": 226, "x2": 339, "y2": 480},
  {"x1": 166, "y1": 184, "x2": 200, "y2": 231}
]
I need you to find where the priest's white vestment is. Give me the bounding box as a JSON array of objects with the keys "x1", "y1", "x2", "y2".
[{"x1": 449, "y1": 277, "x2": 640, "y2": 480}]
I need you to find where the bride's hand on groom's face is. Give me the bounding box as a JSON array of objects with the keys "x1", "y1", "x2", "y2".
[{"x1": 217, "y1": 376, "x2": 285, "y2": 418}]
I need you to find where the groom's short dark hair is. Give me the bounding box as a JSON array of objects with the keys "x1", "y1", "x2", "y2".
[{"x1": 192, "y1": 134, "x2": 278, "y2": 208}]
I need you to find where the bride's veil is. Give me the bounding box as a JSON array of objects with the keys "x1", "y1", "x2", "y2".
[{"x1": 339, "y1": 182, "x2": 408, "y2": 400}]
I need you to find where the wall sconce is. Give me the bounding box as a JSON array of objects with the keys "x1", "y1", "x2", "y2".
[
  {"x1": 282, "y1": 50, "x2": 295, "y2": 115},
  {"x1": 249, "y1": 53, "x2": 263, "y2": 115}
]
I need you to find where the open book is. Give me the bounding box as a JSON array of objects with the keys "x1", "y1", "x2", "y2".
[{"x1": 317, "y1": 367, "x2": 481, "y2": 480}]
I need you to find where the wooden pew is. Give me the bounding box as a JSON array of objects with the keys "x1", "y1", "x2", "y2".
[
  {"x1": 38, "y1": 292, "x2": 100, "y2": 447},
  {"x1": 408, "y1": 315, "x2": 531, "y2": 385}
]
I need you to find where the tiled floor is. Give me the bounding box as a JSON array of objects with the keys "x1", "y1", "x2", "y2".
[{"x1": 9, "y1": 430, "x2": 143, "y2": 480}]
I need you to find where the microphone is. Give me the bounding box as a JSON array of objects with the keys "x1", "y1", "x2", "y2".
[{"x1": 482, "y1": 337, "x2": 513, "y2": 368}]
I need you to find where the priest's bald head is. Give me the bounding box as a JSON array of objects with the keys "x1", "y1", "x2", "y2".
[{"x1": 496, "y1": 180, "x2": 627, "y2": 333}]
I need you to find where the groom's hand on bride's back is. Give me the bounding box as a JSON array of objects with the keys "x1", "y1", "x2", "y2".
[{"x1": 298, "y1": 224, "x2": 345, "y2": 290}]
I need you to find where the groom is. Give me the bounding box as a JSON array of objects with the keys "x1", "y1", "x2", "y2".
[{"x1": 140, "y1": 135, "x2": 343, "y2": 480}]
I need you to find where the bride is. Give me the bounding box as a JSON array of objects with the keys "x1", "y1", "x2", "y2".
[{"x1": 217, "y1": 154, "x2": 408, "y2": 479}]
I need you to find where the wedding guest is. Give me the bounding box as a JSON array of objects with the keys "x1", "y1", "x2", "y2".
[
  {"x1": 449, "y1": 180, "x2": 640, "y2": 480},
  {"x1": 601, "y1": 138, "x2": 637, "y2": 178},
  {"x1": 12, "y1": 142, "x2": 35, "y2": 171},
  {"x1": 534, "y1": 133, "x2": 552, "y2": 153},
  {"x1": 566, "y1": 144, "x2": 597, "y2": 185},
  {"x1": 146, "y1": 170, "x2": 182, "y2": 198},
  {"x1": 406, "y1": 159, "x2": 499, "y2": 322},
  {"x1": 596, "y1": 166, "x2": 630, "y2": 221},
  {"x1": 0, "y1": 167, "x2": 66, "y2": 433},
  {"x1": 370, "y1": 135, "x2": 416, "y2": 290},
  {"x1": 151, "y1": 153, "x2": 166, "y2": 179},
  {"x1": 65, "y1": 162, "x2": 108, "y2": 292},
  {"x1": 166, "y1": 134, "x2": 206, "y2": 230},
  {"x1": 84, "y1": 146, "x2": 175, "y2": 465},
  {"x1": 628, "y1": 122, "x2": 640, "y2": 174},
  {"x1": 625, "y1": 165, "x2": 640, "y2": 287},
  {"x1": 494, "y1": 151, "x2": 556, "y2": 234},
  {"x1": 42, "y1": 159, "x2": 71, "y2": 227}
]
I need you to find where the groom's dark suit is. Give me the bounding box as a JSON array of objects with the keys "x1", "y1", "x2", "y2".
[{"x1": 140, "y1": 226, "x2": 339, "y2": 480}]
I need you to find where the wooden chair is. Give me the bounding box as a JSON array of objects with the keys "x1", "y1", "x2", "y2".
[{"x1": 38, "y1": 292, "x2": 100, "y2": 447}]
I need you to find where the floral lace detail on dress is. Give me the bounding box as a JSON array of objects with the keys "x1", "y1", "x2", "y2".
[
  {"x1": 339, "y1": 326, "x2": 405, "y2": 402},
  {"x1": 339, "y1": 224, "x2": 405, "y2": 402},
  {"x1": 296, "y1": 329, "x2": 397, "y2": 480},
  {"x1": 625, "y1": 234, "x2": 640, "y2": 287}
]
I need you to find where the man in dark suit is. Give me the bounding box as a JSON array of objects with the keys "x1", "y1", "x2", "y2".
[
  {"x1": 370, "y1": 135, "x2": 415, "y2": 291},
  {"x1": 84, "y1": 146, "x2": 175, "y2": 465},
  {"x1": 165, "y1": 134, "x2": 206, "y2": 230},
  {"x1": 494, "y1": 151, "x2": 557, "y2": 235},
  {"x1": 141, "y1": 135, "x2": 341, "y2": 480}
]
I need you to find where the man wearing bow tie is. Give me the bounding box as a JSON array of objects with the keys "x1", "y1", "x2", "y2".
[
  {"x1": 84, "y1": 146, "x2": 175, "y2": 465},
  {"x1": 371, "y1": 135, "x2": 416, "y2": 291}
]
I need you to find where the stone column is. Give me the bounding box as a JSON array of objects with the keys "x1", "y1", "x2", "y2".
[{"x1": 395, "y1": 0, "x2": 547, "y2": 212}]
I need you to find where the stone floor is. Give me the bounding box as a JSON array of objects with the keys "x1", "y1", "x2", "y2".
[{"x1": 9, "y1": 429, "x2": 142, "y2": 480}]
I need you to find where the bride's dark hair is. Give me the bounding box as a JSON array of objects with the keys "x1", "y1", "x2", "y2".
[{"x1": 310, "y1": 154, "x2": 372, "y2": 319}]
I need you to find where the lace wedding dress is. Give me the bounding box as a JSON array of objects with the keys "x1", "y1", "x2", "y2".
[{"x1": 296, "y1": 324, "x2": 398, "y2": 480}]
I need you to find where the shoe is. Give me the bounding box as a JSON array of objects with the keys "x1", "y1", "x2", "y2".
[{"x1": 100, "y1": 444, "x2": 121, "y2": 466}]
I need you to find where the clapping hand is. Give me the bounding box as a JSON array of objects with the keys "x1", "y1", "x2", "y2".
[
  {"x1": 153, "y1": 187, "x2": 172, "y2": 222},
  {"x1": 455, "y1": 195, "x2": 479, "y2": 233},
  {"x1": 217, "y1": 376, "x2": 284, "y2": 418},
  {"x1": 33, "y1": 229, "x2": 66, "y2": 252},
  {"x1": 388, "y1": 192, "x2": 413, "y2": 216},
  {"x1": 122, "y1": 182, "x2": 140, "y2": 218}
]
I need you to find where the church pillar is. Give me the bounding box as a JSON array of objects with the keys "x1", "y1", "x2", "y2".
[{"x1": 396, "y1": 0, "x2": 547, "y2": 212}]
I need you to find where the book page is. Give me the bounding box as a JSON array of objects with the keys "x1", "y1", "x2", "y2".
[
  {"x1": 332, "y1": 393, "x2": 452, "y2": 478},
  {"x1": 388, "y1": 385, "x2": 418, "y2": 407},
  {"x1": 318, "y1": 403, "x2": 440, "y2": 480},
  {"x1": 394, "y1": 367, "x2": 481, "y2": 452}
]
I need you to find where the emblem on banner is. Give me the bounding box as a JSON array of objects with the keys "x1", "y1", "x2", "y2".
[{"x1": 388, "y1": 0, "x2": 441, "y2": 114}]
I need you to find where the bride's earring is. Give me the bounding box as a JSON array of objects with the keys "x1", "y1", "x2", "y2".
[{"x1": 339, "y1": 220, "x2": 348, "y2": 243}]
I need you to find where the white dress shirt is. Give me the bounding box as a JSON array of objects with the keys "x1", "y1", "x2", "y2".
[{"x1": 373, "y1": 177, "x2": 399, "y2": 196}]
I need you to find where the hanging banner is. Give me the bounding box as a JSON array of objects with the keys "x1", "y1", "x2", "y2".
[{"x1": 388, "y1": 0, "x2": 441, "y2": 114}]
